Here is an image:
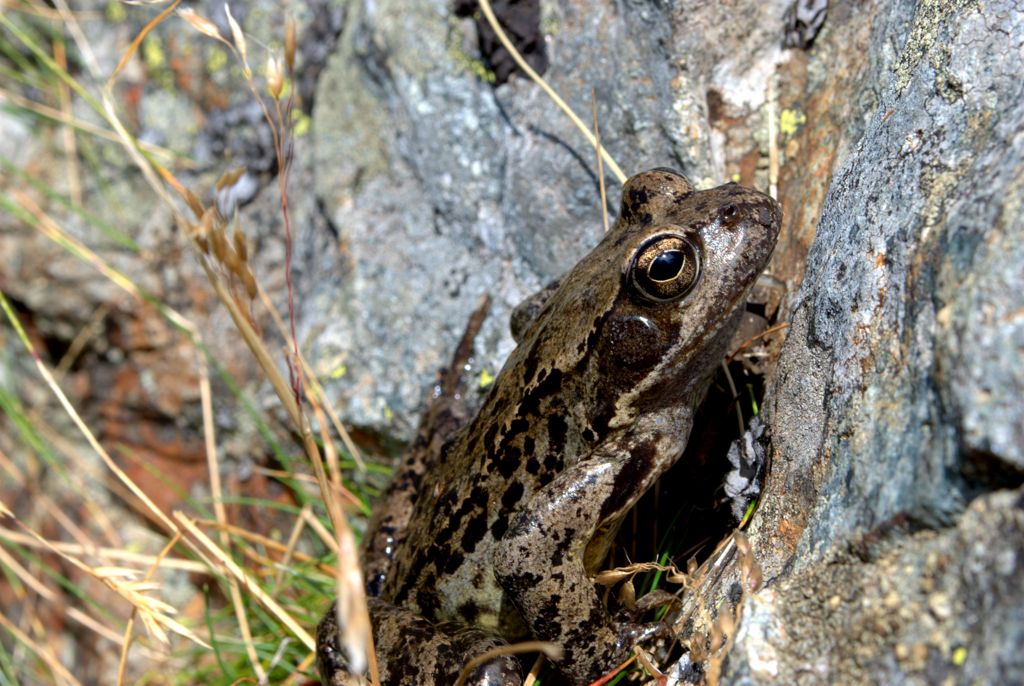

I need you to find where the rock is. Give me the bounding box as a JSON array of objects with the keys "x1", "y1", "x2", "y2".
[
  {"x1": 728, "y1": 489, "x2": 1024, "y2": 684},
  {"x1": 721, "y1": 0, "x2": 1024, "y2": 682}
]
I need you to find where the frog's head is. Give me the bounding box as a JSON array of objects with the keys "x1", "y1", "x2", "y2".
[
  {"x1": 508, "y1": 168, "x2": 781, "y2": 442},
  {"x1": 600, "y1": 168, "x2": 781, "y2": 422}
]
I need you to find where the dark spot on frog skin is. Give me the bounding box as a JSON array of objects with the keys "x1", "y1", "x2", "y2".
[
  {"x1": 514, "y1": 367, "x2": 562, "y2": 417},
  {"x1": 423, "y1": 488, "x2": 485, "y2": 572},
  {"x1": 627, "y1": 186, "x2": 649, "y2": 208},
  {"x1": 542, "y1": 452, "x2": 563, "y2": 474},
  {"x1": 525, "y1": 455, "x2": 542, "y2": 475},
  {"x1": 491, "y1": 444, "x2": 520, "y2": 478},
  {"x1": 531, "y1": 367, "x2": 562, "y2": 399},
  {"x1": 547, "y1": 415, "x2": 568, "y2": 453},
  {"x1": 510, "y1": 569, "x2": 544, "y2": 591},
  {"x1": 532, "y1": 599, "x2": 566, "y2": 638},
  {"x1": 522, "y1": 349, "x2": 540, "y2": 385},
  {"x1": 621, "y1": 188, "x2": 658, "y2": 228},
  {"x1": 507, "y1": 417, "x2": 529, "y2": 438},
  {"x1": 599, "y1": 439, "x2": 659, "y2": 520},
  {"x1": 463, "y1": 434, "x2": 483, "y2": 468},
  {"x1": 416, "y1": 584, "x2": 440, "y2": 617},
  {"x1": 432, "y1": 516, "x2": 455, "y2": 549},
  {"x1": 460, "y1": 512, "x2": 489, "y2": 554},
  {"x1": 585, "y1": 312, "x2": 608, "y2": 359},
  {"x1": 457, "y1": 601, "x2": 480, "y2": 624},
  {"x1": 490, "y1": 516, "x2": 509, "y2": 540},
  {"x1": 587, "y1": 393, "x2": 618, "y2": 441},
  {"x1": 455, "y1": 486, "x2": 489, "y2": 523},
  {"x1": 484, "y1": 424, "x2": 498, "y2": 454},
  {"x1": 501, "y1": 481, "x2": 525, "y2": 510},
  {"x1": 550, "y1": 542, "x2": 568, "y2": 568},
  {"x1": 443, "y1": 549, "x2": 465, "y2": 575},
  {"x1": 435, "y1": 438, "x2": 456, "y2": 467}
]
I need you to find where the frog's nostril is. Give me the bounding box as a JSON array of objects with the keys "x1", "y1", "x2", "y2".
[{"x1": 757, "y1": 203, "x2": 779, "y2": 227}]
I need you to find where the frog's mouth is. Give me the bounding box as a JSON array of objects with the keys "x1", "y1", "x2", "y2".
[{"x1": 668, "y1": 276, "x2": 761, "y2": 372}]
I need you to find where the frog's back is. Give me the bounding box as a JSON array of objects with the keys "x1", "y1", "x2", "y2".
[{"x1": 382, "y1": 345, "x2": 587, "y2": 634}]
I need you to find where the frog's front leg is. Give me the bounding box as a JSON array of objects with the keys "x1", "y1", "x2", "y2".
[
  {"x1": 317, "y1": 598, "x2": 522, "y2": 686},
  {"x1": 493, "y1": 429, "x2": 684, "y2": 684}
]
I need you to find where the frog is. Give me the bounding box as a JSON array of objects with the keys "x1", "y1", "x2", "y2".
[{"x1": 317, "y1": 168, "x2": 781, "y2": 685}]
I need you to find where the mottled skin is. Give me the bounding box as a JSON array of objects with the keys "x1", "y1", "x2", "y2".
[{"x1": 318, "y1": 169, "x2": 781, "y2": 684}]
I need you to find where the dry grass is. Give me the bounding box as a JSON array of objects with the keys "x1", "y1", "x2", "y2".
[{"x1": 1, "y1": 1, "x2": 370, "y2": 683}]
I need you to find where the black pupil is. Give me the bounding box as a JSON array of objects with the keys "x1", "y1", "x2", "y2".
[{"x1": 648, "y1": 249, "x2": 684, "y2": 281}]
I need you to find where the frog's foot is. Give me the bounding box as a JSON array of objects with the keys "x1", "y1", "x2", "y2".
[
  {"x1": 533, "y1": 619, "x2": 669, "y2": 684},
  {"x1": 317, "y1": 599, "x2": 522, "y2": 686}
]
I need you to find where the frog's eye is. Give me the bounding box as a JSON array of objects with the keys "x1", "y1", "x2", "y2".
[{"x1": 629, "y1": 232, "x2": 701, "y2": 302}]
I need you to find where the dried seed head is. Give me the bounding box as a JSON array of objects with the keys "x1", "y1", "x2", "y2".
[
  {"x1": 223, "y1": 244, "x2": 241, "y2": 273},
  {"x1": 214, "y1": 167, "x2": 248, "y2": 218},
  {"x1": 666, "y1": 568, "x2": 690, "y2": 585},
  {"x1": 593, "y1": 568, "x2": 632, "y2": 586},
  {"x1": 718, "y1": 611, "x2": 736, "y2": 639},
  {"x1": 241, "y1": 267, "x2": 257, "y2": 299},
  {"x1": 266, "y1": 55, "x2": 284, "y2": 100},
  {"x1": 233, "y1": 226, "x2": 248, "y2": 263},
  {"x1": 746, "y1": 564, "x2": 763, "y2": 592},
  {"x1": 210, "y1": 225, "x2": 228, "y2": 263},
  {"x1": 284, "y1": 18, "x2": 296, "y2": 72},
  {"x1": 178, "y1": 215, "x2": 195, "y2": 235},
  {"x1": 734, "y1": 531, "x2": 751, "y2": 558},
  {"x1": 224, "y1": 4, "x2": 251, "y2": 80},
  {"x1": 185, "y1": 189, "x2": 205, "y2": 220},
  {"x1": 619, "y1": 579, "x2": 636, "y2": 610},
  {"x1": 178, "y1": 8, "x2": 222, "y2": 40},
  {"x1": 181, "y1": 217, "x2": 210, "y2": 254},
  {"x1": 199, "y1": 206, "x2": 216, "y2": 237},
  {"x1": 216, "y1": 166, "x2": 245, "y2": 191}
]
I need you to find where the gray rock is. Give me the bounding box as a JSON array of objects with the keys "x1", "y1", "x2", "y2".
[
  {"x1": 722, "y1": 0, "x2": 1024, "y2": 683},
  {"x1": 730, "y1": 489, "x2": 1024, "y2": 685}
]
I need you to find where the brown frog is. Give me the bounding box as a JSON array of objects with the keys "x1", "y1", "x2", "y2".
[{"x1": 317, "y1": 168, "x2": 781, "y2": 684}]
